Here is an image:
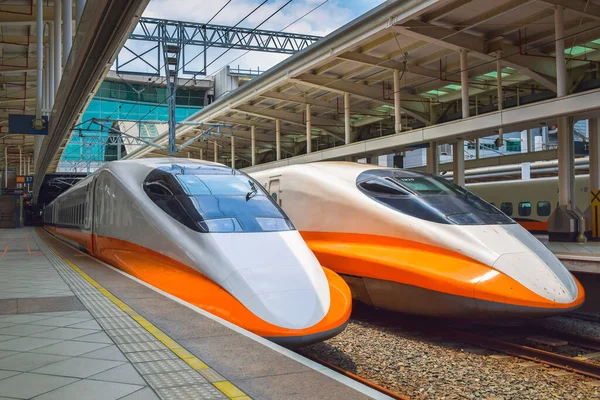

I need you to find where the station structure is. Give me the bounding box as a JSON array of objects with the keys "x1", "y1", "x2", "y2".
[
  {"x1": 1, "y1": 0, "x2": 598, "y2": 242},
  {"x1": 0, "y1": 1, "x2": 599, "y2": 399},
  {"x1": 117, "y1": 0, "x2": 600, "y2": 243}
]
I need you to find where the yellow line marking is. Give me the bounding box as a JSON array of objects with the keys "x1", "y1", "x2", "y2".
[
  {"x1": 213, "y1": 382, "x2": 247, "y2": 398},
  {"x1": 38, "y1": 229, "x2": 250, "y2": 400}
]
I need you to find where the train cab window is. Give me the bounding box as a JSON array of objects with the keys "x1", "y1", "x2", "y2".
[
  {"x1": 144, "y1": 164, "x2": 294, "y2": 233},
  {"x1": 537, "y1": 201, "x2": 551, "y2": 217},
  {"x1": 500, "y1": 202, "x2": 513, "y2": 216},
  {"x1": 518, "y1": 202, "x2": 532, "y2": 217},
  {"x1": 357, "y1": 169, "x2": 515, "y2": 225}
]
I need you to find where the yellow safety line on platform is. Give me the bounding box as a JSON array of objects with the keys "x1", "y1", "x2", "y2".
[{"x1": 39, "y1": 232, "x2": 251, "y2": 400}]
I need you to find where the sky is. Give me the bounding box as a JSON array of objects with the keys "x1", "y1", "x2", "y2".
[{"x1": 116, "y1": 0, "x2": 385, "y2": 78}]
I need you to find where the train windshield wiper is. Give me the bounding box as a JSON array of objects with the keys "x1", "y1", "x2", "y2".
[{"x1": 246, "y1": 181, "x2": 258, "y2": 201}]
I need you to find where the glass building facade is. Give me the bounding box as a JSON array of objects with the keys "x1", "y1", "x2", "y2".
[{"x1": 58, "y1": 79, "x2": 206, "y2": 172}]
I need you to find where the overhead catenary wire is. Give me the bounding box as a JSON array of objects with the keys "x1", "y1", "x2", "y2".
[{"x1": 118, "y1": 0, "x2": 291, "y2": 138}]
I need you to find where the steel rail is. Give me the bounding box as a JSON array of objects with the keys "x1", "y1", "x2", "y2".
[
  {"x1": 301, "y1": 353, "x2": 410, "y2": 400},
  {"x1": 442, "y1": 327, "x2": 600, "y2": 380}
]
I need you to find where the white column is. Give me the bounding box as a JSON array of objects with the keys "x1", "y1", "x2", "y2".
[
  {"x1": 426, "y1": 142, "x2": 439, "y2": 175},
  {"x1": 199, "y1": 148, "x2": 204, "y2": 160},
  {"x1": 48, "y1": 23, "x2": 55, "y2": 104},
  {"x1": 455, "y1": 48, "x2": 468, "y2": 186},
  {"x1": 231, "y1": 136, "x2": 235, "y2": 168},
  {"x1": 62, "y1": 0, "x2": 72, "y2": 68},
  {"x1": 251, "y1": 126, "x2": 256, "y2": 166},
  {"x1": 521, "y1": 162, "x2": 531, "y2": 180},
  {"x1": 344, "y1": 93, "x2": 351, "y2": 144},
  {"x1": 275, "y1": 119, "x2": 281, "y2": 161},
  {"x1": 213, "y1": 141, "x2": 218, "y2": 162},
  {"x1": 555, "y1": 6, "x2": 567, "y2": 98},
  {"x1": 460, "y1": 49, "x2": 469, "y2": 119},
  {"x1": 453, "y1": 142, "x2": 465, "y2": 186},
  {"x1": 75, "y1": 0, "x2": 85, "y2": 28},
  {"x1": 496, "y1": 51, "x2": 504, "y2": 147},
  {"x1": 393, "y1": 69, "x2": 401, "y2": 134},
  {"x1": 557, "y1": 116, "x2": 574, "y2": 207},
  {"x1": 35, "y1": 0, "x2": 43, "y2": 120},
  {"x1": 591, "y1": 118, "x2": 600, "y2": 192},
  {"x1": 43, "y1": 45, "x2": 48, "y2": 114},
  {"x1": 306, "y1": 104, "x2": 312, "y2": 153},
  {"x1": 53, "y1": 1, "x2": 62, "y2": 96}
]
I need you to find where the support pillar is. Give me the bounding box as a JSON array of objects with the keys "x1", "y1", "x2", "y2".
[
  {"x1": 426, "y1": 142, "x2": 439, "y2": 175},
  {"x1": 590, "y1": 118, "x2": 600, "y2": 239},
  {"x1": 53, "y1": 2, "x2": 62, "y2": 97},
  {"x1": 475, "y1": 138, "x2": 480, "y2": 159},
  {"x1": 393, "y1": 69, "x2": 401, "y2": 134},
  {"x1": 251, "y1": 126, "x2": 256, "y2": 166},
  {"x1": 35, "y1": 0, "x2": 43, "y2": 122},
  {"x1": 549, "y1": 6, "x2": 582, "y2": 241},
  {"x1": 75, "y1": 0, "x2": 85, "y2": 28},
  {"x1": 344, "y1": 93, "x2": 351, "y2": 144},
  {"x1": 213, "y1": 141, "x2": 218, "y2": 163},
  {"x1": 49, "y1": 23, "x2": 55, "y2": 104},
  {"x1": 454, "y1": 48, "x2": 468, "y2": 186},
  {"x1": 275, "y1": 119, "x2": 281, "y2": 161},
  {"x1": 555, "y1": 6, "x2": 567, "y2": 98},
  {"x1": 453, "y1": 143, "x2": 465, "y2": 186},
  {"x1": 528, "y1": 129, "x2": 535, "y2": 153},
  {"x1": 231, "y1": 136, "x2": 235, "y2": 168},
  {"x1": 62, "y1": 0, "x2": 72, "y2": 68},
  {"x1": 306, "y1": 104, "x2": 311, "y2": 153},
  {"x1": 200, "y1": 148, "x2": 204, "y2": 160},
  {"x1": 496, "y1": 52, "x2": 504, "y2": 148}
]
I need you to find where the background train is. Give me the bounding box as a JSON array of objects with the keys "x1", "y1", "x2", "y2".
[
  {"x1": 252, "y1": 162, "x2": 584, "y2": 318},
  {"x1": 43, "y1": 158, "x2": 352, "y2": 346},
  {"x1": 468, "y1": 175, "x2": 590, "y2": 233}
]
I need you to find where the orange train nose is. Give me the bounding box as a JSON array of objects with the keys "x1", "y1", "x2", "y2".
[{"x1": 473, "y1": 269, "x2": 585, "y2": 317}]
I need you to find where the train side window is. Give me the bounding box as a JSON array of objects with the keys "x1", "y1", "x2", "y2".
[
  {"x1": 537, "y1": 201, "x2": 551, "y2": 217},
  {"x1": 500, "y1": 202, "x2": 513, "y2": 216},
  {"x1": 518, "y1": 202, "x2": 532, "y2": 217}
]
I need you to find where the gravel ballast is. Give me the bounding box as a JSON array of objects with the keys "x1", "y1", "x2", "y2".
[{"x1": 302, "y1": 311, "x2": 600, "y2": 399}]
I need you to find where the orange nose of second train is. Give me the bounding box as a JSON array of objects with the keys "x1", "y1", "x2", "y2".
[{"x1": 472, "y1": 269, "x2": 585, "y2": 317}]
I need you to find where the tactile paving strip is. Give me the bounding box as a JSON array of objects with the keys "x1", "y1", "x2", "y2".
[{"x1": 35, "y1": 231, "x2": 248, "y2": 400}]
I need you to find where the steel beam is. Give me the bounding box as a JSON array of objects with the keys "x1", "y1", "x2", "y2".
[
  {"x1": 293, "y1": 73, "x2": 430, "y2": 124},
  {"x1": 132, "y1": 17, "x2": 320, "y2": 54},
  {"x1": 34, "y1": 0, "x2": 151, "y2": 198}
]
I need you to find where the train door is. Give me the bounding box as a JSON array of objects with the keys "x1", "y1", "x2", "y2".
[{"x1": 268, "y1": 179, "x2": 281, "y2": 206}]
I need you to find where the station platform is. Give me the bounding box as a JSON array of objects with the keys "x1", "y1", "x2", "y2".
[
  {"x1": 0, "y1": 228, "x2": 386, "y2": 400},
  {"x1": 536, "y1": 235, "x2": 600, "y2": 274}
]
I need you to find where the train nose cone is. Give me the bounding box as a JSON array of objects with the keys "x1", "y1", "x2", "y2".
[
  {"x1": 223, "y1": 266, "x2": 330, "y2": 329},
  {"x1": 499, "y1": 225, "x2": 579, "y2": 303},
  {"x1": 492, "y1": 252, "x2": 577, "y2": 303},
  {"x1": 249, "y1": 290, "x2": 329, "y2": 329}
]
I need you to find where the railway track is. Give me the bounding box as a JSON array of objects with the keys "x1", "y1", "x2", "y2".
[
  {"x1": 437, "y1": 324, "x2": 600, "y2": 380},
  {"x1": 301, "y1": 306, "x2": 600, "y2": 398},
  {"x1": 300, "y1": 353, "x2": 411, "y2": 400}
]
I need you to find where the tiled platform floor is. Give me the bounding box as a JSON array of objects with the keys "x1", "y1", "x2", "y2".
[
  {"x1": 0, "y1": 228, "x2": 383, "y2": 400},
  {"x1": 0, "y1": 229, "x2": 159, "y2": 399}
]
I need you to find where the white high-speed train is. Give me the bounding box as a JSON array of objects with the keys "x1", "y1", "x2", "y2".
[
  {"x1": 251, "y1": 162, "x2": 584, "y2": 318},
  {"x1": 43, "y1": 159, "x2": 352, "y2": 345}
]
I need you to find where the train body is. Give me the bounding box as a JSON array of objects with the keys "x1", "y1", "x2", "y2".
[
  {"x1": 467, "y1": 175, "x2": 590, "y2": 232},
  {"x1": 251, "y1": 162, "x2": 584, "y2": 318},
  {"x1": 43, "y1": 159, "x2": 351, "y2": 346}
]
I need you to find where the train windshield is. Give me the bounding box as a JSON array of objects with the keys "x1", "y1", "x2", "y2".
[
  {"x1": 356, "y1": 169, "x2": 514, "y2": 225},
  {"x1": 143, "y1": 164, "x2": 294, "y2": 233}
]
